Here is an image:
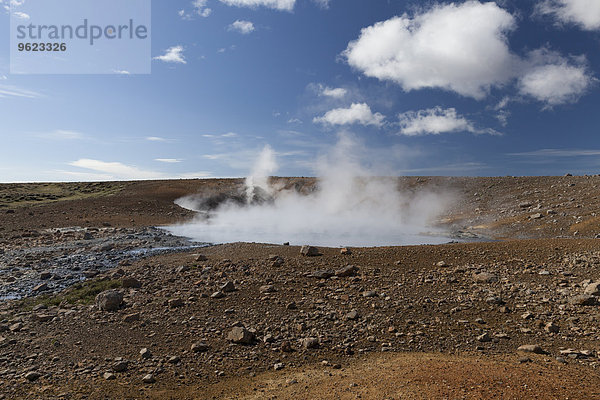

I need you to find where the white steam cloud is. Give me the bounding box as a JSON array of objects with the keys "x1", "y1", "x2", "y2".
[{"x1": 166, "y1": 134, "x2": 452, "y2": 247}]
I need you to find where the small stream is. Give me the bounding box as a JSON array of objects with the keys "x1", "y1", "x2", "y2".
[{"x1": 0, "y1": 226, "x2": 207, "y2": 301}]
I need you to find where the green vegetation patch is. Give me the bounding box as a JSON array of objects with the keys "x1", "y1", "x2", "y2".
[
  {"x1": 18, "y1": 279, "x2": 122, "y2": 310},
  {"x1": 0, "y1": 182, "x2": 125, "y2": 208}
]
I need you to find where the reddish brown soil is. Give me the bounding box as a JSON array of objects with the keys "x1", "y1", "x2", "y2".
[{"x1": 2, "y1": 177, "x2": 600, "y2": 400}]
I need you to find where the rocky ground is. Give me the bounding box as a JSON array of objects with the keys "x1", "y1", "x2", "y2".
[{"x1": 1, "y1": 177, "x2": 600, "y2": 399}]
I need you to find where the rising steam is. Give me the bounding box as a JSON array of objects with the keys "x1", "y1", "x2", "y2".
[{"x1": 166, "y1": 134, "x2": 452, "y2": 247}]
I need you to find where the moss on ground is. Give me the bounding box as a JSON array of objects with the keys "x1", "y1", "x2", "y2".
[{"x1": 19, "y1": 279, "x2": 122, "y2": 310}]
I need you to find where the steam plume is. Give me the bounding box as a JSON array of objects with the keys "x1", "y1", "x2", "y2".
[{"x1": 167, "y1": 134, "x2": 451, "y2": 247}]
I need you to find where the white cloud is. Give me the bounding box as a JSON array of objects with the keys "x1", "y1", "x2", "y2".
[
  {"x1": 146, "y1": 136, "x2": 172, "y2": 142},
  {"x1": 13, "y1": 11, "x2": 28, "y2": 19},
  {"x1": 154, "y1": 46, "x2": 186, "y2": 64},
  {"x1": 228, "y1": 20, "x2": 255, "y2": 34},
  {"x1": 537, "y1": 0, "x2": 600, "y2": 30},
  {"x1": 313, "y1": 103, "x2": 385, "y2": 127},
  {"x1": 221, "y1": 132, "x2": 238, "y2": 138},
  {"x1": 398, "y1": 107, "x2": 498, "y2": 136},
  {"x1": 219, "y1": 0, "x2": 295, "y2": 11},
  {"x1": 287, "y1": 118, "x2": 302, "y2": 124},
  {"x1": 320, "y1": 86, "x2": 347, "y2": 99},
  {"x1": 312, "y1": 0, "x2": 330, "y2": 9},
  {"x1": 0, "y1": 84, "x2": 43, "y2": 99},
  {"x1": 344, "y1": 1, "x2": 517, "y2": 99},
  {"x1": 193, "y1": 0, "x2": 212, "y2": 17},
  {"x1": 343, "y1": 1, "x2": 595, "y2": 107},
  {"x1": 518, "y1": 53, "x2": 593, "y2": 106},
  {"x1": 69, "y1": 159, "x2": 168, "y2": 180},
  {"x1": 155, "y1": 158, "x2": 183, "y2": 163},
  {"x1": 69, "y1": 159, "x2": 210, "y2": 180},
  {"x1": 112, "y1": 69, "x2": 130, "y2": 75},
  {"x1": 38, "y1": 130, "x2": 85, "y2": 140},
  {"x1": 509, "y1": 149, "x2": 600, "y2": 157}
]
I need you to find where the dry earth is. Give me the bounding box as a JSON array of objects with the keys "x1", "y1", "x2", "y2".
[{"x1": 1, "y1": 177, "x2": 600, "y2": 399}]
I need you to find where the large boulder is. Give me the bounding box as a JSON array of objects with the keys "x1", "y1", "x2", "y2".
[
  {"x1": 227, "y1": 327, "x2": 255, "y2": 345},
  {"x1": 300, "y1": 246, "x2": 320, "y2": 257},
  {"x1": 96, "y1": 290, "x2": 123, "y2": 311}
]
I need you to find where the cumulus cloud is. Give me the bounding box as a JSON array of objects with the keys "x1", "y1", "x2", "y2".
[
  {"x1": 518, "y1": 49, "x2": 593, "y2": 106},
  {"x1": 154, "y1": 46, "x2": 186, "y2": 64},
  {"x1": 343, "y1": 1, "x2": 517, "y2": 99},
  {"x1": 536, "y1": 0, "x2": 600, "y2": 30},
  {"x1": 320, "y1": 86, "x2": 347, "y2": 99},
  {"x1": 398, "y1": 107, "x2": 499, "y2": 136},
  {"x1": 314, "y1": 103, "x2": 385, "y2": 127},
  {"x1": 228, "y1": 20, "x2": 255, "y2": 34},
  {"x1": 219, "y1": 0, "x2": 295, "y2": 11},
  {"x1": 343, "y1": 1, "x2": 595, "y2": 107},
  {"x1": 193, "y1": 0, "x2": 212, "y2": 17}
]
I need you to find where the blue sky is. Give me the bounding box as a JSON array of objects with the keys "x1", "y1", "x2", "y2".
[{"x1": 1, "y1": 0, "x2": 600, "y2": 181}]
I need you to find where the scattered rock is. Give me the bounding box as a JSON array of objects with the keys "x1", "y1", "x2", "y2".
[
  {"x1": 103, "y1": 372, "x2": 116, "y2": 380},
  {"x1": 569, "y1": 294, "x2": 597, "y2": 306},
  {"x1": 32, "y1": 283, "x2": 48, "y2": 293},
  {"x1": 477, "y1": 333, "x2": 491, "y2": 342},
  {"x1": 544, "y1": 322, "x2": 559, "y2": 333},
  {"x1": 220, "y1": 281, "x2": 236, "y2": 293},
  {"x1": 280, "y1": 340, "x2": 293, "y2": 353},
  {"x1": 9, "y1": 323, "x2": 23, "y2": 332},
  {"x1": 517, "y1": 344, "x2": 546, "y2": 354},
  {"x1": 227, "y1": 327, "x2": 255, "y2": 345},
  {"x1": 121, "y1": 277, "x2": 142, "y2": 289},
  {"x1": 346, "y1": 310, "x2": 359, "y2": 321},
  {"x1": 112, "y1": 361, "x2": 128, "y2": 372},
  {"x1": 24, "y1": 371, "x2": 41, "y2": 382},
  {"x1": 123, "y1": 313, "x2": 140, "y2": 323},
  {"x1": 142, "y1": 374, "x2": 155, "y2": 384},
  {"x1": 473, "y1": 272, "x2": 498, "y2": 283},
  {"x1": 300, "y1": 246, "x2": 320, "y2": 257},
  {"x1": 191, "y1": 342, "x2": 209, "y2": 352},
  {"x1": 211, "y1": 291, "x2": 225, "y2": 299},
  {"x1": 584, "y1": 282, "x2": 600, "y2": 296},
  {"x1": 168, "y1": 298, "x2": 184, "y2": 308},
  {"x1": 96, "y1": 290, "x2": 123, "y2": 312},
  {"x1": 301, "y1": 337, "x2": 319, "y2": 349},
  {"x1": 335, "y1": 265, "x2": 358, "y2": 277},
  {"x1": 340, "y1": 248, "x2": 352, "y2": 255},
  {"x1": 140, "y1": 348, "x2": 152, "y2": 359},
  {"x1": 309, "y1": 270, "x2": 334, "y2": 279}
]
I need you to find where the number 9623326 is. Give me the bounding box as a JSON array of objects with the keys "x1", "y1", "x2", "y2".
[{"x1": 17, "y1": 43, "x2": 66, "y2": 52}]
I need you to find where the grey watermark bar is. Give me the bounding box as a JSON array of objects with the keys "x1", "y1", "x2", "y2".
[{"x1": 10, "y1": 0, "x2": 151, "y2": 74}]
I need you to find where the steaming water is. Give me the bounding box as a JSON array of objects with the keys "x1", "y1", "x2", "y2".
[{"x1": 166, "y1": 134, "x2": 455, "y2": 247}]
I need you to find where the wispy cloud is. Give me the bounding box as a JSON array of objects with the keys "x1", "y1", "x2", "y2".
[
  {"x1": 145, "y1": 136, "x2": 174, "y2": 142},
  {"x1": 154, "y1": 46, "x2": 186, "y2": 64},
  {"x1": 219, "y1": 0, "x2": 296, "y2": 12},
  {"x1": 508, "y1": 149, "x2": 600, "y2": 157},
  {"x1": 228, "y1": 20, "x2": 255, "y2": 34},
  {"x1": 13, "y1": 11, "x2": 29, "y2": 19},
  {"x1": 37, "y1": 129, "x2": 85, "y2": 140},
  {"x1": 155, "y1": 158, "x2": 183, "y2": 163},
  {"x1": 0, "y1": 84, "x2": 43, "y2": 99},
  {"x1": 68, "y1": 159, "x2": 210, "y2": 180}
]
